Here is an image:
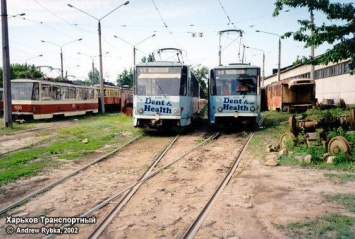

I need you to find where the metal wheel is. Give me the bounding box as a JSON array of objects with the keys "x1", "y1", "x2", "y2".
[
  {"x1": 280, "y1": 132, "x2": 295, "y2": 150},
  {"x1": 328, "y1": 136, "x2": 351, "y2": 158}
]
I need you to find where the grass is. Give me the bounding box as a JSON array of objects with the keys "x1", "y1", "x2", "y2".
[
  {"x1": 278, "y1": 213, "x2": 355, "y2": 239},
  {"x1": 260, "y1": 110, "x2": 355, "y2": 238},
  {"x1": 0, "y1": 113, "x2": 142, "y2": 184},
  {"x1": 324, "y1": 194, "x2": 355, "y2": 213},
  {"x1": 251, "y1": 110, "x2": 355, "y2": 172},
  {"x1": 324, "y1": 173, "x2": 355, "y2": 183}
]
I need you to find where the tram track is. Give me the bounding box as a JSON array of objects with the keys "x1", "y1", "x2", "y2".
[
  {"x1": 36, "y1": 131, "x2": 218, "y2": 239},
  {"x1": 0, "y1": 134, "x2": 144, "y2": 216},
  {"x1": 1, "y1": 127, "x2": 258, "y2": 239},
  {"x1": 0, "y1": 121, "x2": 80, "y2": 155},
  {"x1": 181, "y1": 132, "x2": 255, "y2": 239},
  {"x1": 87, "y1": 132, "x2": 219, "y2": 239},
  {"x1": 1, "y1": 131, "x2": 213, "y2": 239}
]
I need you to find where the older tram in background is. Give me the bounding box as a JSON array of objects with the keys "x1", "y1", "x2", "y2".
[
  {"x1": 266, "y1": 78, "x2": 315, "y2": 112},
  {"x1": 133, "y1": 60, "x2": 202, "y2": 130},
  {"x1": 208, "y1": 63, "x2": 261, "y2": 129},
  {"x1": 94, "y1": 83, "x2": 133, "y2": 114},
  {"x1": 11, "y1": 79, "x2": 98, "y2": 119}
]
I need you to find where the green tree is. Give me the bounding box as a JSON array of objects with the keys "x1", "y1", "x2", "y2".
[
  {"x1": 273, "y1": 0, "x2": 355, "y2": 71},
  {"x1": 88, "y1": 67, "x2": 100, "y2": 85},
  {"x1": 117, "y1": 68, "x2": 133, "y2": 87},
  {"x1": 0, "y1": 64, "x2": 43, "y2": 84},
  {"x1": 191, "y1": 65, "x2": 209, "y2": 96},
  {"x1": 141, "y1": 53, "x2": 155, "y2": 63}
]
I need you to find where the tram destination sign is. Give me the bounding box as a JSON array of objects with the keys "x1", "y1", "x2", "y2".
[
  {"x1": 138, "y1": 67, "x2": 181, "y2": 74},
  {"x1": 216, "y1": 68, "x2": 258, "y2": 76}
]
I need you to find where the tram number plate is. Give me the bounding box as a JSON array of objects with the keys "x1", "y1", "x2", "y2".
[{"x1": 234, "y1": 111, "x2": 238, "y2": 118}]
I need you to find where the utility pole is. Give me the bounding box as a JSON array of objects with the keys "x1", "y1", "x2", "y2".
[
  {"x1": 310, "y1": 9, "x2": 315, "y2": 81},
  {"x1": 1, "y1": 0, "x2": 12, "y2": 128}
]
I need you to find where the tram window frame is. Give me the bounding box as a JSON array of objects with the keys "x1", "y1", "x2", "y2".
[
  {"x1": 32, "y1": 82, "x2": 39, "y2": 100},
  {"x1": 11, "y1": 82, "x2": 34, "y2": 100},
  {"x1": 62, "y1": 86, "x2": 69, "y2": 100},
  {"x1": 191, "y1": 73, "x2": 199, "y2": 97},
  {"x1": 180, "y1": 66, "x2": 187, "y2": 96},
  {"x1": 52, "y1": 85, "x2": 61, "y2": 100},
  {"x1": 210, "y1": 70, "x2": 217, "y2": 95},
  {"x1": 41, "y1": 84, "x2": 51, "y2": 100},
  {"x1": 69, "y1": 87, "x2": 76, "y2": 100}
]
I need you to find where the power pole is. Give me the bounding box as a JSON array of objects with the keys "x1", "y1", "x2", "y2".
[
  {"x1": 1, "y1": 0, "x2": 13, "y2": 128},
  {"x1": 310, "y1": 9, "x2": 315, "y2": 81}
]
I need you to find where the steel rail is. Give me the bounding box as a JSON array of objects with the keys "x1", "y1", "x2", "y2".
[
  {"x1": 87, "y1": 132, "x2": 220, "y2": 239},
  {"x1": 43, "y1": 134, "x2": 180, "y2": 239},
  {"x1": 181, "y1": 131, "x2": 255, "y2": 239},
  {"x1": 0, "y1": 134, "x2": 144, "y2": 216},
  {"x1": 87, "y1": 134, "x2": 180, "y2": 239},
  {"x1": 43, "y1": 132, "x2": 219, "y2": 239}
]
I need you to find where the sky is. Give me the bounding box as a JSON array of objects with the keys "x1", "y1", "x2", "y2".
[{"x1": 2, "y1": 0, "x2": 352, "y2": 83}]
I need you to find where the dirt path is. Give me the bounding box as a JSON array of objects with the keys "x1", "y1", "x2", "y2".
[{"x1": 1, "y1": 127, "x2": 355, "y2": 239}]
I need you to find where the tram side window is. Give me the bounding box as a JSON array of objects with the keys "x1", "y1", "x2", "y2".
[
  {"x1": 112, "y1": 89, "x2": 119, "y2": 97},
  {"x1": 41, "y1": 84, "x2": 51, "y2": 100},
  {"x1": 52, "y1": 85, "x2": 61, "y2": 100},
  {"x1": 191, "y1": 74, "x2": 199, "y2": 97},
  {"x1": 88, "y1": 89, "x2": 95, "y2": 100},
  {"x1": 210, "y1": 71, "x2": 217, "y2": 95},
  {"x1": 180, "y1": 67, "x2": 187, "y2": 96},
  {"x1": 32, "y1": 83, "x2": 39, "y2": 100},
  {"x1": 69, "y1": 87, "x2": 76, "y2": 100},
  {"x1": 62, "y1": 86, "x2": 69, "y2": 100},
  {"x1": 11, "y1": 82, "x2": 34, "y2": 100},
  {"x1": 77, "y1": 88, "x2": 83, "y2": 100},
  {"x1": 82, "y1": 88, "x2": 88, "y2": 100}
]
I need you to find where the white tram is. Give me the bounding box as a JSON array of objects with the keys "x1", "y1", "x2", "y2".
[
  {"x1": 208, "y1": 63, "x2": 261, "y2": 129},
  {"x1": 133, "y1": 61, "x2": 202, "y2": 129}
]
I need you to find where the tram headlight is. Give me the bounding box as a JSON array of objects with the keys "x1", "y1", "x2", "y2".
[
  {"x1": 250, "y1": 106, "x2": 255, "y2": 112},
  {"x1": 173, "y1": 108, "x2": 179, "y2": 114},
  {"x1": 217, "y1": 107, "x2": 223, "y2": 112},
  {"x1": 137, "y1": 108, "x2": 144, "y2": 114}
]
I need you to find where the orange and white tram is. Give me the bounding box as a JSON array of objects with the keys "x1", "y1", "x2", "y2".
[
  {"x1": 94, "y1": 83, "x2": 133, "y2": 114},
  {"x1": 11, "y1": 79, "x2": 98, "y2": 119}
]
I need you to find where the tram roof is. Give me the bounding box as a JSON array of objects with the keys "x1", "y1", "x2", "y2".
[
  {"x1": 213, "y1": 63, "x2": 259, "y2": 70},
  {"x1": 11, "y1": 79, "x2": 97, "y2": 88},
  {"x1": 135, "y1": 61, "x2": 186, "y2": 67}
]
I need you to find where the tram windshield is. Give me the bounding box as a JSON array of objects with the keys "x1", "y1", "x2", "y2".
[
  {"x1": 11, "y1": 82, "x2": 37, "y2": 100},
  {"x1": 211, "y1": 68, "x2": 258, "y2": 96},
  {"x1": 135, "y1": 66, "x2": 182, "y2": 96}
]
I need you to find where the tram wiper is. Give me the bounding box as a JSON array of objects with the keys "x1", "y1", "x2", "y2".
[{"x1": 155, "y1": 81, "x2": 167, "y2": 98}]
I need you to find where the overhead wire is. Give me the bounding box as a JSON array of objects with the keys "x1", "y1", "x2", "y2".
[
  {"x1": 32, "y1": 0, "x2": 97, "y2": 35},
  {"x1": 217, "y1": 0, "x2": 237, "y2": 29},
  {"x1": 151, "y1": 0, "x2": 179, "y2": 47}
]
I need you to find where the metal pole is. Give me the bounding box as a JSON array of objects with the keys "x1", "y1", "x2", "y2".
[
  {"x1": 242, "y1": 45, "x2": 245, "y2": 63},
  {"x1": 1, "y1": 0, "x2": 12, "y2": 128},
  {"x1": 98, "y1": 20, "x2": 105, "y2": 114},
  {"x1": 310, "y1": 9, "x2": 315, "y2": 80},
  {"x1": 91, "y1": 58, "x2": 94, "y2": 85},
  {"x1": 262, "y1": 52, "x2": 265, "y2": 86},
  {"x1": 60, "y1": 47, "x2": 64, "y2": 80},
  {"x1": 133, "y1": 47, "x2": 136, "y2": 66},
  {"x1": 218, "y1": 32, "x2": 222, "y2": 66}
]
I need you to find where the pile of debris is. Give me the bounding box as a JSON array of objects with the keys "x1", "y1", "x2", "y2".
[{"x1": 265, "y1": 109, "x2": 355, "y2": 166}]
